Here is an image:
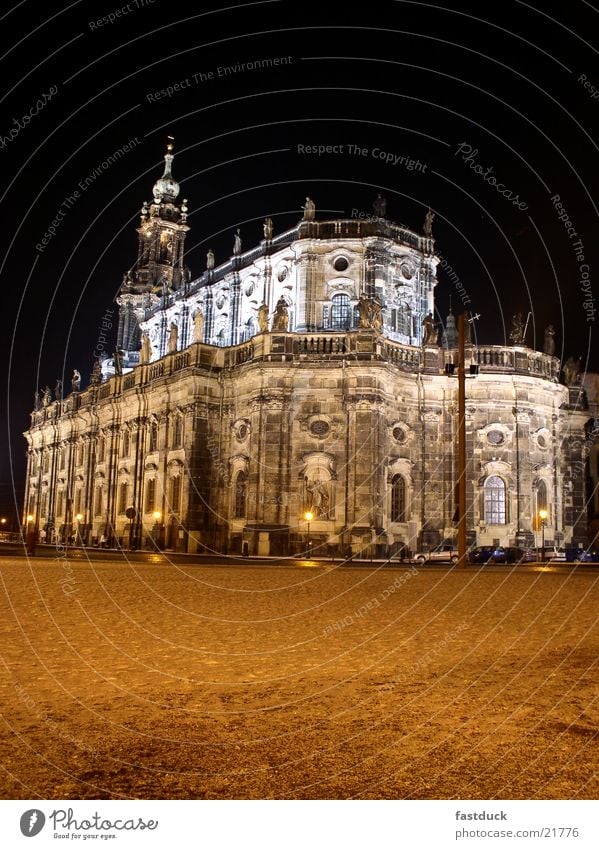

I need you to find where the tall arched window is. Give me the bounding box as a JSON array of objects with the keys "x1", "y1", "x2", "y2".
[
  {"x1": 170, "y1": 476, "x2": 181, "y2": 511},
  {"x1": 149, "y1": 421, "x2": 159, "y2": 452},
  {"x1": 484, "y1": 475, "x2": 507, "y2": 524},
  {"x1": 145, "y1": 478, "x2": 156, "y2": 513},
  {"x1": 234, "y1": 471, "x2": 248, "y2": 518},
  {"x1": 331, "y1": 293, "x2": 351, "y2": 329},
  {"x1": 391, "y1": 475, "x2": 407, "y2": 522},
  {"x1": 118, "y1": 481, "x2": 128, "y2": 514},
  {"x1": 171, "y1": 415, "x2": 183, "y2": 448},
  {"x1": 533, "y1": 480, "x2": 548, "y2": 529}
]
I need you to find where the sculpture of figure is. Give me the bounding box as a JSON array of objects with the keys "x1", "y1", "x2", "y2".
[
  {"x1": 464, "y1": 311, "x2": 472, "y2": 343},
  {"x1": 192, "y1": 309, "x2": 204, "y2": 343},
  {"x1": 34, "y1": 390, "x2": 41, "y2": 411},
  {"x1": 114, "y1": 349, "x2": 123, "y2": 377},
  {"x1": 373, "y1": 193, "x2": 387, "y2": 218},
  {"x1": 206, "y1": 248, "x2": 215, "y2": 270},
  {"x1": 370, "y1": 298, "x2": 383, "y2": 331},
  {"x1": 302, "y1": 196, "x2": 316, "y2": 220},
  {"x1": 423, "y1": 208, "x2": 435, "y2": 237},
  {"x1": 563, "y1": 356, "x2": 581, "y2": 386},
  {"x1": 55, "y1": 379, "x2": 63, "y2": 400},
  {"x1": 257, "y1": 303, "x2": 269, "y2": 333},
  {"x1": 271, "y1": 296, "x2": 289, "y2": 331},
  {"x1": 509, "y1": 312, "x2": 525, "y2": 345},
  {"x1": 233, "y1": 229, "x2": 242, "y2": 255},
  {"x1": 422, "y1": 312, "x2": 438, "y2": 345},
  {"x1": 263, "y1": 217, "x2": 273, "y2": 240},
  {"x1": 140, "y1": 332, "x2": 151, "y2": 363},
  {"x1": 42, "y1": 386, "x2": 51, "y2": 406},
  {"x1": 357, "y1": 293, "x2": 371, "y2": 328},
  {"x1": 544, "y1": 324, "x2": 556, "y2": 356},
  {"x1": 306, "y1": 477, "x2": 329, "y2": 518},
  {"x1": 91, "y1": 359, "x2": 102, "y2": 385},
  {"x1": 168, "y1": 322, "x2": 178, "y2": 353},
  {"x1": 71, "y1": 369, "x2": 81, "y2": 392}
]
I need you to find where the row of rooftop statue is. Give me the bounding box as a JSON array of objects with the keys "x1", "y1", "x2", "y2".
[
  {"x1": 205, "y1": 196, "x2": 434, "y2": 265},
  {"x1": 33, "y1": 310, "x2": 583, "y2": 410}
]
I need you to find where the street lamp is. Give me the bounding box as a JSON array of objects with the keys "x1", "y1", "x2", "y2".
[
  {"x1": 75, "y1": 514, "x2": 83, "y2": 545},
  {"x1": 304, "y1": 511, "x2": 313, "y2": 555},
  {"x1": 539, "y1": 508, "x2": 548, "y2": 562},
  {"x1": 152, "y1": 510, "x2": 163, "y2": 550}
]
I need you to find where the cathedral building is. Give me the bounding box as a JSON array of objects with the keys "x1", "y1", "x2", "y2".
[{"x1": 23, "y1": 143, "x2": 594, "y2": 556}]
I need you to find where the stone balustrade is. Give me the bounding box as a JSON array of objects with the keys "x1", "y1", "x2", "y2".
[{"x1": 29, "y1": 334, "x2": 563, "y2": 427}]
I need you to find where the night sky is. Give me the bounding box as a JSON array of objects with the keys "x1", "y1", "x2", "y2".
[{"x1": 2, "y1": 0, "x2": 598, "y2": 523}]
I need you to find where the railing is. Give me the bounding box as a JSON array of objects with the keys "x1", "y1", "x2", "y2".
[{"x1": 28, "y1": 335, "x2": 565, "y2": 428}]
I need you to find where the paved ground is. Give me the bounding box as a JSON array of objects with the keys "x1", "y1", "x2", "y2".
[{"x1": 0, "y1": 555, "x2": 597, "y2": 799}]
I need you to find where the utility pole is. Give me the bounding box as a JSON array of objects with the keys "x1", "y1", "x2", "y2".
[{"x1": 457, "y1": 312, "x2": 467, "y2": 565}]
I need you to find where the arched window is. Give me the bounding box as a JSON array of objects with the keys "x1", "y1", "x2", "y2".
[
  {"x1": 533, "y1": 480, "x2": 548, "y2": 529},
  {"x1": 484, "y1": 475, "x2": 506, "y2": 524},
  {"x1": 331, "y1": 293, "x2": 351, "y2": 329},
  {"x1": 149, "y1": 421, "x2": 159, "y2": 452},
  {"x1": 118, "y1": 481, "x2": 128, "y2": 514},
  {"x1": 94, "y1": 486, "x2": 103, "y2": 517},
  {"x1": 145, "y1": 478, "x2": 156, "y2": 513},
  {"x1": 121, "y1": 429, "x2": 130, "y2": 458},
  {"x1": 170, "y1": 476, "x2": 181, "y2": 512},
  {"x1": 171, "y1": 415, "x2": 183, "y2": 448},
  {"x1": 391, "y1": 475, "x2": 407, "y2": 522},
  {"x1": 234, "y1": 471, "x2": 248, "y2": 518}
]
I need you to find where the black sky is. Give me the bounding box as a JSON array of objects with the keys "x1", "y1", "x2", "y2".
[{"x1": 1, "y1": 0, "x2": 598, "y2": 522}]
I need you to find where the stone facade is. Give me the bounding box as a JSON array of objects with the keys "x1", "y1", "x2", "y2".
[{"x1": 23, "y1": 148, "x2": 594, "y2": 555}]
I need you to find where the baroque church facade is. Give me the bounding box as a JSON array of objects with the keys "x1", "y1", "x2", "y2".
[{"x1": 23, "y1": 143, "x2": 595, "y2": 556}]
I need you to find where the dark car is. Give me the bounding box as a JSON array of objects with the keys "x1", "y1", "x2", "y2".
[{"x1": 469, "y1": 546, "x2": 532, "y2": 564}]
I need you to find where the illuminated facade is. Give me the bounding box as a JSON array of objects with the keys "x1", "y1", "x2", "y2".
[{"x1": 23, "y1": 146, "x2": 594, "y2": 555}]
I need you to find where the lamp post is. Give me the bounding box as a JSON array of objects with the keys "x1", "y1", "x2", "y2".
[
  {"x1": 304, "y1": 511, "x2": 313, "y2": 556},
  {"x1": 75, "y1": 513, "x2": 83, "y2": 546},
  {"x1": 152, "y1": 510, "x2": 162, "y2": 550},
  {"x1": 539, "y1": 508, "x2": 548, "y2": 562},
  {"x1": 25, "y1": 514, "x2": 35, "y2": 554}
]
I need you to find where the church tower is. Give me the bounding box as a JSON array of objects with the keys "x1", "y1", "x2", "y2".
[{"x1": 115, "y1": 137, "x2": 190, "y2": 369}]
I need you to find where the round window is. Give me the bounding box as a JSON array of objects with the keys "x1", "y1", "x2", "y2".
[
  {"x1": 487, "y1": 430, "x2": 505, "y2": 445},
  {"x1": 392, "y1": 426, "x2": 406, "y2": 443},
  {"x1": 333, "y1": 256, "x2": 349, "y2": 272},
  {"x1": 309, "y1": 420, "x2": 330, "y2": 438},
  {"x1": 277, "y1": 266, "x2": 288, "y2": 282},
  {"x1": 400, "y1": 260, "x2": 416, "y2": 280},
  {"x1": 537, "y1": 434, "x2": 547, "y2": 449}
]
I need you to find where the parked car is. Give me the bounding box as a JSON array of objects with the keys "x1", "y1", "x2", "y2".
[
  {"x1": 412, "y1": 545, "x2": 459, "y2": 565},
  {"x1": 565, "y1": 548, "x2": 599, "y2": 563},
  {"x1": 468, "y1": 546, "x2": 533, "y2": 564},
  {"x1": 548, "y1": 548, "x2": 566, "y2": 562}
]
